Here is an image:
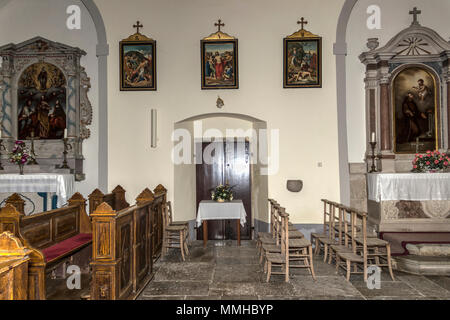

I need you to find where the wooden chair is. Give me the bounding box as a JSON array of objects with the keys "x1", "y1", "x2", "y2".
[
  {"x1": 265, "y1": 211, "x2": 289, "y2": 282},
  {"x1": 262, "y1": 208, "x2": 316, "y2": 281},
  {"x1": 166, "y1": 201, "x2": 190, "y2": 246},
  {"x1": 161, "y1": 202, "x2": 189, "y2": 261},
  {"x1": 256, "y1": 199, "x2": 277, "y2": 245},
  {"x1": 313, "y1": 201, "x2": 341, "y2": 262},
  {"x1": 354, "y1": 234, "x2": 395, "y2": 280},
  {"x1": 311, "y1": 199, "x2": 333, "y2": 254},
  {"x1": 335, "y1": 209, "x2": 368, "y2": 281}
]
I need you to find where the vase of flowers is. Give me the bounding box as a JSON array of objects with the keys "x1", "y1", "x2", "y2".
[
  {"x1": 412, "y1": 150, "x2": 450, "y2": 173},
  {"x1": 9, "y1": 141, "x2": 35, "y2": 175},
  {"x1": 211, "y1": 184, "x2": 235, "y2": 202}
]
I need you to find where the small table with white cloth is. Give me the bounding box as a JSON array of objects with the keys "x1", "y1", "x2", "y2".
[{"x1": 197, "y1": 200, "x2": 247, "y2": 248}]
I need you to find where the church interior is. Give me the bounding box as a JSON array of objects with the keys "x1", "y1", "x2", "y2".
[{"x1": 1, "y1": 0, "x2": 450, "y2": 302}]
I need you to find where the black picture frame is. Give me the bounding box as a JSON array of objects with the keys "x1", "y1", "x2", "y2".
[
  {"x1": 283, "y1": 37, "x2": 322, "y2": 88},
  {"x1": 201, "y1": 39, "x2": 238, "y2": 90},
  {"x1": 120, "y1": 39, "x2": 156, "y2": 91}
]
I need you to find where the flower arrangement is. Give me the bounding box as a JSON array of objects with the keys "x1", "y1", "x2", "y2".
[
  {"x1": 9, "y1": 141, "x2": 35, "y2": 174},
  {"x1": 211, "y1": 184, "x2": 235, "y2": 202},
  {"x1": 412, "y1": 150, "x2": 450, "y2": 173}
]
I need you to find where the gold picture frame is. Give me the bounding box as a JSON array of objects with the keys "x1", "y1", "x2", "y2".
[{"x1": 120, "y1": 28, "x2": 156, "y2": 91}]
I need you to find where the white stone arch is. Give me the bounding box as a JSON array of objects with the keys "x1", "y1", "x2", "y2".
[{"x1": 174, "y1": 112, "x2": 270, "y2": 239}]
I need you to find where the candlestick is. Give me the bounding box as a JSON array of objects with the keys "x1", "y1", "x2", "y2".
[
  {"x1": 28, "y1": 132, "x2": 38, "y2": 165},
  {"x1": 369, "y1": 141, "x2": 377, "y2": 173},
  {"x1": 0, "y1": 138, "x2": 5, "y2": 170},
  {"x1": 59, "y1": 138, "x2": 72, "y2": 169}
]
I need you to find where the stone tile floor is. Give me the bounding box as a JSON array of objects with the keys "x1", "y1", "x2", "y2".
[{"x1": 138, "y1": 240, "x2": 450, "y2": 300}]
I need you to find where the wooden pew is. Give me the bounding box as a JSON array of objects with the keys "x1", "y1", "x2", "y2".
[
  {"x1": 0, "y1": 231, "x2": 31, "y2": 300},
  {"x1": 5, "y1": 194, "x2": 26, "y2": 216},
  {"x1": 0, "y1": 193, "x2": 92, "y2": 299},
  {"x1": 88, "y1": 185, "x2": 130, "y2": 214},
  {"x1": 90, "y1": 186, "x2": 166, "y2": 300}
]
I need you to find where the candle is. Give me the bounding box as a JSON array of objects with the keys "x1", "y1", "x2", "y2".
[
  {"x1": 64, "y1": 129, "x2": 67, "y2": 139},
  {"x1": 371, "y1": 132, "x2": 375, "y2": 143}
]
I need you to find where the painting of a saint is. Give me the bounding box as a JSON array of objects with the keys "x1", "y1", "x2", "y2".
[
  {"x1": 284, "y1": 38, "x2": 321, "y2": 88},
  {"x1": 17, "y1": 62, "x2": 67, "y2": 140},
  {"x1": 201, "y1": 40, "x2": 238, "y2": 89},
  {"x1": 120, "y1": 42, "x2": 156, "y2": 91},
  {"x1": 394, "y1": 67, "x2": 437, "y2": 153}
]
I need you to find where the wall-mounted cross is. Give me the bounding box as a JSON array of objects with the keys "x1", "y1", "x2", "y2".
[
  {"x1": 133, "y1": 21, "x2": 143, "y2": 34},
  {"x1": 215, "y1": 19, "x2": 225, "y2": 32},
  {"x1": 297, "y1": 17, "x2": 308, "y2": 30},
  {"x1": 409, "y1": 7, "x2": 421, "y2": 24}
]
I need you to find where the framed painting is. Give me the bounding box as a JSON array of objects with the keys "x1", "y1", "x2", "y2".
[
  {"x1": 120, "y1": 32, "x2": 156, "y2": 91},
  {"x1": 201, "y1": 39, "x2": 238, "y2": 89},
  {"x1": 393, "y1": 66, "x2": 438, "y2": 153},
  {"x1": 283, "y1": 25, "x2": 322, "y2": 88},
  {"x1": 201, "y1": 20, "x2": 238, "y2": 90}
]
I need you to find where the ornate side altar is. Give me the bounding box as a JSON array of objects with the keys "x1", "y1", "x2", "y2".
[{"x1": 0, "y1": 37, "x2": 93, "y2": 181}]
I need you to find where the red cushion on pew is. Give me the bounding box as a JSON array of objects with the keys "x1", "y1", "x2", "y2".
[{"x1": 42, "y1": 233, "x2": 92, "y2": 263}]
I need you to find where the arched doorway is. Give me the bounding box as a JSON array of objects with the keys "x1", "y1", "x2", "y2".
[{"x1": 173, "y1": 113, "x2": 269, "y2": 240}]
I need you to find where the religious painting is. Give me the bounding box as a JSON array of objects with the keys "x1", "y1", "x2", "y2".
[
  {"x1": 201, "y1": 39, "x2": 238, "y2": 89},
  {"x1": 17, "y1": 62, "x2": 67, "y2": 140},
  {"x1": 283, "y1": 38, "x2": 321, "y2": 88},
  {"x1": 120, "y1": 36, "x2": 156, "y2": 91},
  {"x1": 393, "y1": 66, "x2": 438, "y2": 153}
]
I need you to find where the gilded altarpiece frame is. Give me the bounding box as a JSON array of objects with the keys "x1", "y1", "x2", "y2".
[{"x1": 0, "y1": 37, "x2": 93, "y2": 181}]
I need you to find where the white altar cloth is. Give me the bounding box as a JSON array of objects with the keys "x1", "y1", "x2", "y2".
[
  {"x1": 196, "y1": 200, "x2": 247, "y2": 227},
  {"x1": 368, "y1": 172, "x2": 450, "y2": 202},
  {"x1": 0, "y1": 174, "x2": 74, "y2": 207}
]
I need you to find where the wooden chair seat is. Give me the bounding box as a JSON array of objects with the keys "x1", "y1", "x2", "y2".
[
  {"x1": 171, "y1": 221, "x2": 189, "y2": 226},
  {"x1": 318, "y1": 237, "x2": 337, "y2": 245},
  {"x1": 258, "y1": 232, "x2": 272, "y2": 239},
  {"x1": 337, "y1": 251, "x2": 364, "y2": 262},
  {"x1": 165, "y1": 225, "x2": 186, "y2": 231},
  {"x1": 266, "y1": 252, "x2": 285, "y2": 264},
  {"x1": 354, "y1": 237, "x2": 388, "y2": 246},
  {"x1": 311, "y1": 232, "x2": 327, "y2": 239},
  {"x1": 289, "y1": 238, "x2": 311, "y2": 248},
  {"x1": 288, "y1": 225, "x2": 298, "y2": 231},
  {"x1": 262, "y1": 244, "x2": 281, "y2": 253},
  {"x1": 289, "y1": 230, "x2": 304, "y2": 239}
]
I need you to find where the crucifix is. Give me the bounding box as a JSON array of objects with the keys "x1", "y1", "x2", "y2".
[
  {"x1": 133, "y1": 21, "x2": 143, "y2": 34},
  {"x1": 297, "y1": 17, "x2": 308, "y2": 30},
  {"x1": 409, "y1": 7, "x2": 421, "y2": 24},
  {"x1": 412, "y1": 137, "x2": 425, "y2": 153},
  {"x1": 215, "y1": 19, "x2": 225, "y2": 32}
]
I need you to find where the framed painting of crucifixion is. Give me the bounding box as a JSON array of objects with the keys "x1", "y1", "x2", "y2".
[
  {"x1": 120, "y1": 21, "x2": 156, "y2": 91},
  {"x1": 283, "y1": 17, "x2": 322, "y2": 88},
  {"x1": 201, "y1": 19, "x2": 239, "y2": 90}
]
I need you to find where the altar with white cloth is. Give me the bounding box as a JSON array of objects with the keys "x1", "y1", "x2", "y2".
[
  {"x1": 197, "y1": 200, "x2": 247, "y2": 248},
  {"x1": 0, "y1": 173, "x2": 75, "y2": 214},
  {"x1": 367, "y1": 173, "x2": 450, "y2": 233}
]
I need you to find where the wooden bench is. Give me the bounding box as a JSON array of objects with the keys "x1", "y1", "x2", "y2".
[
  {"x1": 0, "y1": 232, "x2": 31, "y2": 300},
  {"x1": 90, "y1": 186, "x2": 166, "y2": 300},
  {"x1": 88, "y1": 185, "x2": 130, "y2": 214},
  {"x1": 0, "y1": 193, "x2": 92, "y2": 299}
]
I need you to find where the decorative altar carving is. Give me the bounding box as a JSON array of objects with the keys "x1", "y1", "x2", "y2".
[
  {"x1": 0, "y1": 37, "x2": 93, "y2": 181},
  {"x1": 359, "y1": 8, "x2": 450, "y2": 173}
]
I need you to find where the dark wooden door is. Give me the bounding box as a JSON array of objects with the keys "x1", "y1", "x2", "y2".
[{"x1": 196, "y1": 139, "x2": 251, "y2": 240}]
